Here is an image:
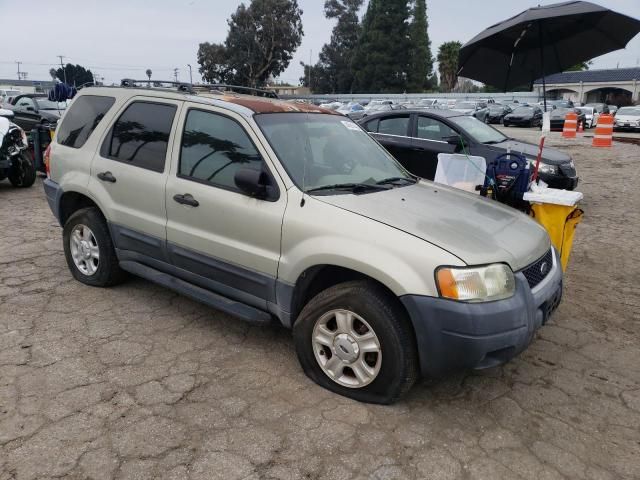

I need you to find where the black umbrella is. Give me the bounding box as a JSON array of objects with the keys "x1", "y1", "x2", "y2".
[{"x1": 457, "y1": 1, "x2": 640, "y2": 111}]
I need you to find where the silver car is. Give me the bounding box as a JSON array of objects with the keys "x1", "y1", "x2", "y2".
[{"x1": 43, "y1": 84, "x2": 562, "y2": 403}]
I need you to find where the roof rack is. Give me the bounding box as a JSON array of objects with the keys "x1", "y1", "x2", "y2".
[
  {"x1": 195, "y1": 84, "x2": 278, "y2": 99},
  {"x1": 120, "y1": 79, "x2": 193, "y2": 93},
  {"x1": 117, "y1": 79, "x2": 278, "y2": 99}
]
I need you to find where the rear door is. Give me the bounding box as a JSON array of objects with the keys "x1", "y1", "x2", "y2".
[
  {"x1": 409, "y1": 114, "x2": 458, "y2": 180},
  {"x1": 164, "y1": 104, "x2": 287, "y2": 308},
  {"x1": 363, "y1": 114, "x2": 413, "y2": 166},
  {"x1": 88, "y1": 97, "x2": 181, "y2": 263}
]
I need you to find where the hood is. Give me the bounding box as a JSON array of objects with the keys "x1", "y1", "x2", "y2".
[
  {"x1": 451, "y1": 108, "x2": 474, "y2": 115},
  {"x1": 506, "y1": 112, "x2": 532, "y2": 119},
  {"x1": 317, "y1": 182, "x2": 550, "y2": 271},
  {"x1": 39, "y1": 110, "x2": 61, "y2": 121},
  {"x1": 489, "y1": 139, "x2": 571, "y2": 165},
  {"x1": 615, "y1": 114, "x2": 640, "y2": 122}
]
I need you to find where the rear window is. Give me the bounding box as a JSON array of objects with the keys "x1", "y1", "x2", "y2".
[
  {"x1": 57, "y1": 95, "x2": 115, "y2": 149},
  {"x1": 101, "y1": 101, "x2": 176, "y2": 173}
]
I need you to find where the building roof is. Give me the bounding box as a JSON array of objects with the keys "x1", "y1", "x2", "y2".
[
  {"x1": 0, "y1": 78, "x2": 56, "y2": 87},
  {"x1": 534, "y1": 68, "x2": 640, "y2": 85}
]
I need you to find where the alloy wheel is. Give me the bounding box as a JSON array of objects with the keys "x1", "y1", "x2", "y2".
[
  {"x1": 69, "y1": 224, "x2": 100, "y2": 276},
  {"x1": 312, "y1": 309, "x2": 382, "y2": 388}
]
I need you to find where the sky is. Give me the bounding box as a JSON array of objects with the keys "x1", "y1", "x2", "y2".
[{"x1": 0, "y1": 0, "x2": 639, "y2": 86}]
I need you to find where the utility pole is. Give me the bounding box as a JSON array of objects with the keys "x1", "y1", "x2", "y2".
[
  {"x1": 57, "y1": 55, "x2": 67, "y2": 84},
  {"x1": 15, "y1": 61, "x2": 22, "y2": 81},
  {"x1": 308, "y1": 50, "x2": 312, "y2": 90},
  {"x1": 187, "y1": 64, "x2": 193, "y2": 84},
  {"x1": 173, "y1": 68, "x2": 179, "y2": 82}
]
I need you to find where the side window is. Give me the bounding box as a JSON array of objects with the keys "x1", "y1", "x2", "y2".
[
  {"x1": 101, "y1": 101, "x2": 176, "y2": 173},
  {"x1": 179, "y1": 109, "x2": 263, "y2": 192},
  {"x1": 16, "y1": 97, "x2": 35, "y2": 111},
  {"x1": 416, "y1": 116, "x2": 457, "y2": 141},
  {"x1": 378, "y1": 116, "x2": 410, "y2": 136},
  {"x1": 362, "y1": 118, "x2": 379, "y2": 133},
  {"x1": 57, "y1": 95, "x2": 115, "y2": 149}
]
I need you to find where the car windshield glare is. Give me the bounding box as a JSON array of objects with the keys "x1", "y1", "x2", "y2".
[
  {"x1": 255, "y1": 113, "x2": 411, "y2": 193},
  {"x1": 449, "y1": 115, "x2": 507, "y2": 144},
  {"x1": 618, "y1": 107, "x2": 640, "y2": 116},
  {"x1": 513, "y1": 107, "x2": 534, "y2": 114}
]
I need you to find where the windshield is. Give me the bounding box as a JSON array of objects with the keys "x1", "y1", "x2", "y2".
[
  {"x1": 512, "y1": 107, "x2": 534, "y2": 114},
  {"x1": 576, "y1": 107, "x2": 593, "y2": 115},
  {"x1": 255, "y1": 113, "x2": 412, "y2": 193},
  {"x1": 617, "y1": 107, "x2": 640, "y2": 116},
  {"x1": 34, "y1": 98, "x2": 66, "y2": 110},
  {"x1": 449, "y1": 115, "x2": 507, "y2": 144},
  {"x1": 454, "y1": 101, "x2": 476, "y2": 109}
]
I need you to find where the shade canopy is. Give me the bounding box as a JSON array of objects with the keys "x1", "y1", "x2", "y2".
[{"x1": 458, "y1": 1, "x2": 640, "y2": 91}]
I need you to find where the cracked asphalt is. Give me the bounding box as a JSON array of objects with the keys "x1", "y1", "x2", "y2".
[{"x1": 1, "y1": 132, "x2": 639, "y2": 480}]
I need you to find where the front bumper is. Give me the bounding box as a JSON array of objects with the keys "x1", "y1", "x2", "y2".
[
  {"x1": 539, "y1": 172, "x2": 578, "y2": 190},
  {"x1": 401, "y1": 248, "x2": 563, "y2": 377}
]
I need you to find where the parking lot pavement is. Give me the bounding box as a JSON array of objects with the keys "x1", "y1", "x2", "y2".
[{"x1": 1, "y1": 135, "x2": 639, "y2": 480}]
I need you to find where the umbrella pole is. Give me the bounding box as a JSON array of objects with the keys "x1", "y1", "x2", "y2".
[{"x1": 533, "y1": 20, "x2": 547, "y2": 185}]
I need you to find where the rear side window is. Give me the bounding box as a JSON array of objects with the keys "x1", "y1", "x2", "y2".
[
  {"x1": 378, "y1": 116, "x2": 410, "y2": 136},
  {"x1": 57, "y1": 95, "x2": 115, "y2": 149},
  {"x1": 101, "y1": 101, "x2": 176, "y2": 173},
  {"x1": 179, "y1": 109, "x2": 263, "y2": 191},
  {"x1": 362, "y1": 118, "x2": 379, "y2": 132}
]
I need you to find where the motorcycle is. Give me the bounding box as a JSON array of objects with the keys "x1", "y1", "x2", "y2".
[{"x1": 0, "y1": 111, "x2": 36, "y2": 188}]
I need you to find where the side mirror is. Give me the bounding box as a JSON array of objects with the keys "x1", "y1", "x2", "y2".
[
  {"x1": 234, "y1": 168, "x2": 271, "y2": 199},
  {"x1": 26, "y1": 106, "x2": 35, "y2": 112},
  {"x1": 442, "y1": 135, "x2": 464, "y2": 149}
]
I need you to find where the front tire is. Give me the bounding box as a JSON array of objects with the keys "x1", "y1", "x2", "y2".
[
  {"x1": 293, "y1": 280, "x2": 418, "y2": 404},
  {"x1": 63, "y1": 207, "x2": 126, "y2": 287},
  {"x1": 8, "y1": 152, "x2": 36, "y2": 188}
]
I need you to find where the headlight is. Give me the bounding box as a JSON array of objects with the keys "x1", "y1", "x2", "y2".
[
  {"x1": 538, "y1": 163, "x2": 558, "y2": 174},
  {"x1": 436, "y1": 264, "x2": 515, "y2": 302}
]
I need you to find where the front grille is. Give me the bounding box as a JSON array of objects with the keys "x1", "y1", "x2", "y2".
[{"x1": 522, "y1": 249, "x2": 553, "y2": 289}]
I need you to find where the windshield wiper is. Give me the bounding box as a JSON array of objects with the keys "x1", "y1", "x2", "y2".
[
  {"x1": 305, "y1": 183, "x2": 391, "y2": 194},
  {"x1": 482, "y1": 140, "x2": 503, "y2": 144},
  {"x1": 375, "y1": 176, "x2": 417, "y2": 186}
]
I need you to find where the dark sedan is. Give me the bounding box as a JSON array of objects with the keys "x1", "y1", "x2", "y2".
[
  {"x1": 550, "y1": 108, "x2": 587, "y2": 131},
  {"x1": 486, "y1": 104, "x2": 512, "y2": 124},
  {"x1": 358, "y1": 109, "x2": 578, "y2": 190},
  {"x1": 503, "y1": 106, "x2": 543, "y2": 127},
  {"x1": 6, "y1": 94, "x2": 65, "y2": 132}
]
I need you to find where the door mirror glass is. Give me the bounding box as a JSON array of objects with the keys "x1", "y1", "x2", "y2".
[{"x1": 234, "y1": 168, "x2": 269, "y2": 198}]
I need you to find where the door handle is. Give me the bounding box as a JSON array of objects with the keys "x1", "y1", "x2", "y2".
[
  {"x1": 173, "y1": 193, "x2": 199, "y2": 207},
  {"x1": 97, "y1": 171, "x2": 116, "y2": 183}
]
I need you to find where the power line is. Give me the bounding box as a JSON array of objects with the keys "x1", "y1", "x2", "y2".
[{"x1": 57, "y1": 55, "x2": 66, "y2": 83}]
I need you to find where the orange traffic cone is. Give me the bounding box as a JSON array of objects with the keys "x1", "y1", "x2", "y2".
[
  {"x1": 577, "y1": 120, "x2": 584, "y2": 133},
  {"x1": 562, "y1": 111, "x2": 577, "y2": 138},
  {"x1": 592, "y1": 114, "x2": 613, "y2": 147}
]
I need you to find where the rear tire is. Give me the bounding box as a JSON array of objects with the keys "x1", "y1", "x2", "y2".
[
  {"x1": 63, "y1": 207, "x2": 126, "y2": 287},
  {"x1": 293, "y1": 280, "x2": 418, "y2": 404},
  {"x1": 8, "y1": 152, "x2": 36, "y2": 188}
]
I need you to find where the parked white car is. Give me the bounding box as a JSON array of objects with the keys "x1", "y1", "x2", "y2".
[
  {"x1": 576, "y1": 106, "x2": 598, "y2": 128},
  {"x1": 613, "y1": 106, "x2": 640, "y2": 132}
]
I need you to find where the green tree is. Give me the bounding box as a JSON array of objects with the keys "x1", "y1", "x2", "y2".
[
  {"x1": 55, "y1": 64, "x2": 94, "y2": 86},
  {"x1": 197, "y1": 0, "x2": 303, "y2": 87},
  {"x1": 300, "y1": 0, "x2": 364, "y2": 94},
  {"x1": 407, "y1": 0, "x2": 434, "y2": 92},
  {"x1": 566, "y1": 60, "x2": 593, "y2": 71},
  {"x1": 352, "y1": 0, "x2": 411, "y2": 93},
  {"x1": 437, "y1": 41, "x2": 461, "y2": 92}
]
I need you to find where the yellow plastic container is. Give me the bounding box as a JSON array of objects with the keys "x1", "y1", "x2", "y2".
[{"x1": 530, "y1": 204, "x2": 583, "y2": 271}]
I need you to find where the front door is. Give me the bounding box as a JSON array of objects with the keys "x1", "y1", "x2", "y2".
[
  {"x1": 164, "y1": 104, "x2": 287, "y2": 308},
  {"x1": 409, "y1": 115, "x2": 458, "y2": 180},
  {"x1": 12, "y1": 97, "x2": 39, "y2": 132},
  {"x1": 88, "y1": 97, "x2": 181, "y2": 262}
]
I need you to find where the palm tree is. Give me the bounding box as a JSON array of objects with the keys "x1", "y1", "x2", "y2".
[
  {"x1": 146, "y1": 69, "x2": 152, "y2": 87},
  {"x1": 437, "y1": 41, "x2": 462, "y2": 92}
]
